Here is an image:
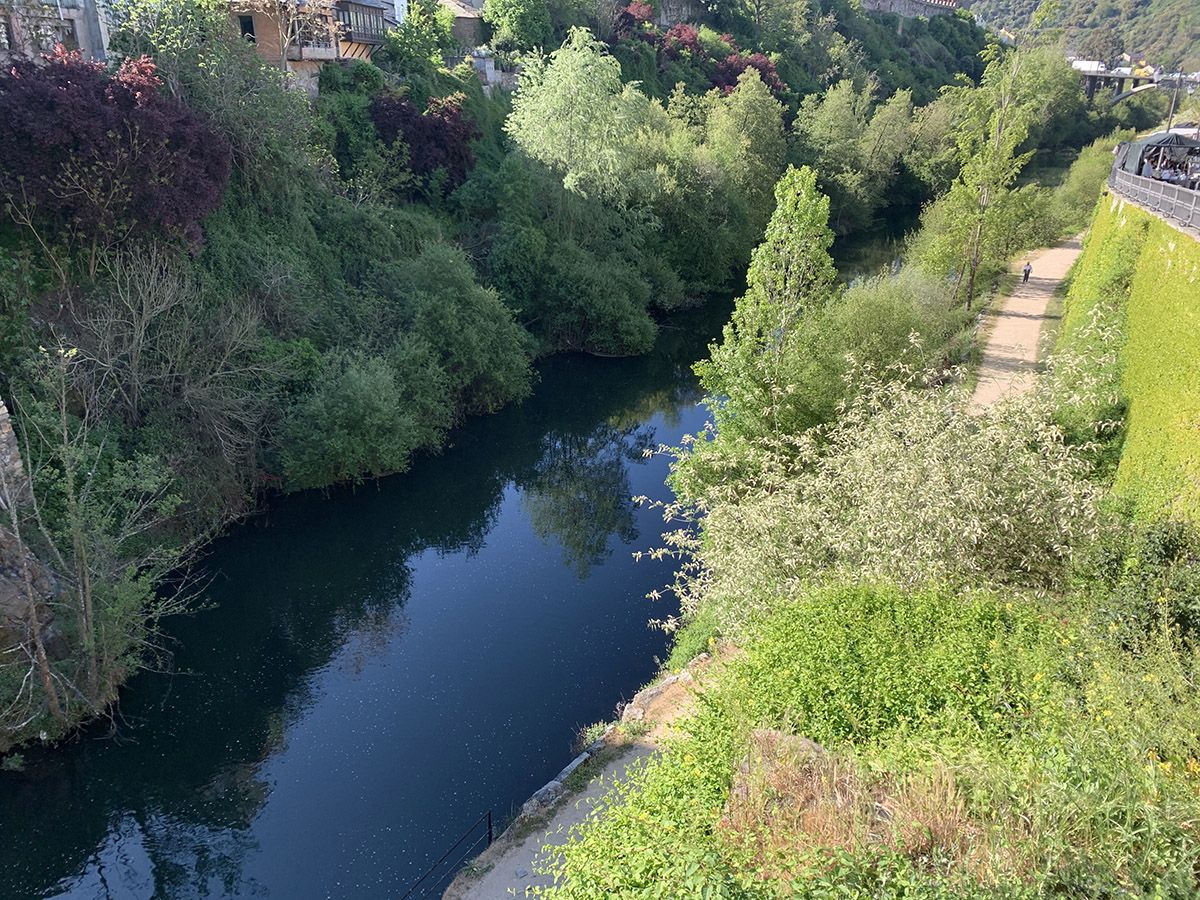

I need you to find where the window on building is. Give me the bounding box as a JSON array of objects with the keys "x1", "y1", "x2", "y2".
[
  {"x1": 238, "y1": 15, "x2": 256, "y2": 41},
  {"x1": 56, "y1": 19, "x2": 79, "y2": 51}
]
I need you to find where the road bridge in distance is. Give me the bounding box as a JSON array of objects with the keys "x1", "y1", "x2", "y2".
[{"x1": 1072, "y1": 62, "x2": 1200, "y2": 102}]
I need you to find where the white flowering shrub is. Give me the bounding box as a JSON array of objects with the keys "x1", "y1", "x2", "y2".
[{"x1": 658, "y1": 325, "x2": 1123, "y2": 635}]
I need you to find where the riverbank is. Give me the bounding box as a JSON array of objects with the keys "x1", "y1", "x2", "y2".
[
  {"x1": 0, "y1": 208, "x2": 917, "y2": 760},
  {"x1": 444, "y1": 651, "x2": 720, "y2": 899},
  {"x1": 0, "y1": 299, "x2": 734, "y2": 900},
  {"x1": 506, "y1": 194, "x2": 1200, "y2": 897},
  {"x1": 477, "y1": 233, "x2": 1085, "y2": 897}
]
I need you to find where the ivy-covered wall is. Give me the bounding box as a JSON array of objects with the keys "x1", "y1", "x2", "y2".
[{"x1": 1062, "y1": 195, "x2": 1200, "y2": 522}]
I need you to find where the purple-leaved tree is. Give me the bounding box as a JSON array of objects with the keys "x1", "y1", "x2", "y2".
[{"x1": 0, "y1": 48, "x2": 233, "y2": 281}]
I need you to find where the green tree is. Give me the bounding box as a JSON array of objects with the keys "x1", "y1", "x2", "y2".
[
  {"x1": 695, "y1": 165, "x2": 836, "y2": 442},
  {"x1": 374, "y1": 0, "x2": 456, "y2": 75},
  {"x1": 505, "y1": 28, "x2": 668, "y2": 207},
  {"x1": 5, "y1": 345, "x2": 187, "y2": 738},
  {"x1": 703, "y1": 68, "x2": 788, "y2": 242},
  {"x1": 914, "y1": 45, "x2": 1039, "y2": 305},
  {"x1": 1018, "y1": 45, "x2": 1095, "y2": 154},
  {"x1": 482, "y1": 0, "x2": 552, "y2": 51},
  {"x1": 108, "y1": 0, "x2": 229, "y2": 96},
  {"x1": 904, "y1": 90, "x2": 967, "y2": 193},
  {"x1": 792, "y1": 80, "x2": 914, "y2": 233},
  {"x1": 709, "y1": 0, "x2": 811, "y2": 48}
]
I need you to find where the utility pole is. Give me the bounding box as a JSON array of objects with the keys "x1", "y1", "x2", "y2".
[{"x1": 1165, "y1": 59, "x2": 1182, "y2": 131}]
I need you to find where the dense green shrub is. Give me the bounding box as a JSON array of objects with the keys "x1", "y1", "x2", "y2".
[
  {"x1": 542, "y1": 584, "x2": 1200, "y2": 897},
  {"x1": 279, "y1": 349, "x2": 448, "y2": 489},
  {"x1": 373, "y1": 0, "x2": 456, "y2": 76},
  {"x1": 672, "y1": 362, "x2": 1102, "y2": 634},
  {"x1": 378, "y1": 242, "x2": 535, "y2": 411},
  {"x1": 757, "y1": 269, "x2": 968, "y2": 427},
  {"x1": 1051, "y1": 129, "x2": 1133, "y2": 232},
  {"x1": 1074, "y1": 513, "x2": 1200, "y2": 639}
]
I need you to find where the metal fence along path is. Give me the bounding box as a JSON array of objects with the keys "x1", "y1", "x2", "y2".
[
  {"x1": 398, "y1": 810, "x2": 494, "y2": 899},
  {"x1": 1110, "y1": 169, "x2": 1200, "y2": 231}
]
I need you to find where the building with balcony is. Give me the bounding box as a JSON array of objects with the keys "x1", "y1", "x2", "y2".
[
  {"x1": 232, "y1": 0, "x2": 392, "y2": 93},
  {"x1": 1, "y1": 0, "x2": 400, "y2": 95}
]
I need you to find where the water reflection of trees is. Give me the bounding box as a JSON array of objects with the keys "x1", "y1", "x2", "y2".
[
  {"x1": 0, "y1": 303, "x2": 722, "y2": 900},
  {"x1": 520, "y1": 423, "x2": 654, "y2": 578}
]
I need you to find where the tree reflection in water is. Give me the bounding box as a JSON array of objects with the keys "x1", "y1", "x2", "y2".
[{"x1": 521, "y1": 424, "x2": 654, "y2": 578}]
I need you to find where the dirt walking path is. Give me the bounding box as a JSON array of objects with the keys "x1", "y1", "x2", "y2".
[
  {"x1": 445, "y1": 654, "x2": 719, "y2": 899},
  {"x1": 968, "y1": 238, "x2": 1082, "y2": 410}
]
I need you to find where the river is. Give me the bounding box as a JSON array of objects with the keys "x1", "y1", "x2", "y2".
[
  {"x1": 0, "y1": 224, "x2": 908, "y2": 899},
  {"x1": 0, "y1": 297, "x2": 732, "y2": 899}
]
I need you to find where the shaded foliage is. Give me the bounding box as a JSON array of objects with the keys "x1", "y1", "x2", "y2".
[
  {"x1": 0, "y1": 50, "x2": 231, "y2": 268},
  {"x1": 370, "y1": 91, "x2": 480, "y2": 191}
]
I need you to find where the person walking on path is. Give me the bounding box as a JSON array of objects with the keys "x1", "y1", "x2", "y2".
[
  {"x1": 969, "y1": 238, "x2": 1082, "y2": 411},
  {"x1": 1022, "y1": 261, "x2": 1032, "y2": 283}
]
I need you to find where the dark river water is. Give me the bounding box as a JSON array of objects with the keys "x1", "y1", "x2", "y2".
[
  {"x1": 0, "y1": 299, "x2": 730, "y2": 900},
  {"x1": 0, "y1": 221, "x2": 905, "y2": 899}
]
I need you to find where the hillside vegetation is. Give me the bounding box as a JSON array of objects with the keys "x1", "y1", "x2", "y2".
[
  {"x1": 960, "y1": 0, "x2": 1200, "y2": 69},
  {"x1": 533, "y1": 56, "x2": 1200, "y2": 897}
]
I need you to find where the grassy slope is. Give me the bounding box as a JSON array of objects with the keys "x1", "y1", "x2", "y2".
[
  {"x1": 540, "y1": 197, "x2": 1200, "y2": 898},
  {"x1": 544, "y1": 585, "x2": 1200, "y2": 897},
  {"x1": 1116, "y1": 210, "x2": 1200, "y2": 522},
  {"x1": 1059, "y1": 196, "x2": 1200, "y2": 522}
]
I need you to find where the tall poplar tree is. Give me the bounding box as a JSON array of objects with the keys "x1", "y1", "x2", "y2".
[
  {"x1": 695, "y1": 165, "x2": 837, "y2": 442},
  {"x1": 915, "y1": 45, "x2": 1039, "y2": 306}
]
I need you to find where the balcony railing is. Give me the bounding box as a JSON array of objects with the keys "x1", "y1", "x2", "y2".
[
  {"x1": 286, "y1": 17, "x2": 338, "y2": 59},
  {"x1": 335, "y1": 1, "x2": 386, "y2": 44},
  {"x1": 1109, "y1": 168, "x2": 1200, "y2": 231}
]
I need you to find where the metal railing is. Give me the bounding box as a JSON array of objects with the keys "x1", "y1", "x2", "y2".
[
  {"x1": 397, "y1": 810, "x2": 494, "y2": 900},
  {"x1": 1109, "y1": 168, "x2": 1200, "y2": 231}
]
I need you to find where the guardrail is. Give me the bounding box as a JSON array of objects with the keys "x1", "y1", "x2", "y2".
[
  {"x1": 1109, "y1": 169, "x2": 1200, "y2": 231},
  {"x1": 397, "y1": 810, "x2": 494, "y2": 899}
]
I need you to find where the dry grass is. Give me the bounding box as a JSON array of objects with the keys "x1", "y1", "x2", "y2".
[{"x1": 719, "y1": 730, "x2": 1031, "y2": 886}]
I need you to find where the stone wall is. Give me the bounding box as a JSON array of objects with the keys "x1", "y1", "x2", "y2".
[
  {"x1": 655, "y1": 0, "x2": 699, "y2": 27},
  {"x1": 861, "y1": 0, "x2": 958, "y2": 19},
  {"x1": 0, "y1": 398, "x2": 66, "y2": 666},
  {"x1": 0, "y1": 398, "x2": 27, "y2": 509}
]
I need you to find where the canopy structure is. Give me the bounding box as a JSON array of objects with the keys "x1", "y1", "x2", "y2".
[{"x1": 1120, "y1": 131, "x2": 1200, "y2": 173}]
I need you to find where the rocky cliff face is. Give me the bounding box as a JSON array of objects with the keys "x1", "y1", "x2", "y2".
[
  {"x1": 0, "y1": 526, "x2": 68, "y2": 662},
  {"x1": 0, "y1": 398, "x2": 24, "y2": 505},
  {"x1": 861, "y1": 0, "x2": 959, "y2": 18},
  {"x1": 0, "y1": 399, "x2": 68, "y2": 684}
]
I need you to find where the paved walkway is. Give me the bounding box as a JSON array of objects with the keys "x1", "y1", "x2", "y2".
[
  {"x1": 445, "y1": 656, "x2": 715, "y2": 899},
  {"x1": 968, "y1": 238, "x2": 1082, "y2": 410},
  {"x1": 444, "y1": 744, "x2": 655, "y2": 899}
]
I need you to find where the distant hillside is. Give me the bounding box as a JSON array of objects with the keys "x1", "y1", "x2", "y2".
[{"x1": 960, "y1": 0, "x2": 1199, "y2": 69}]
